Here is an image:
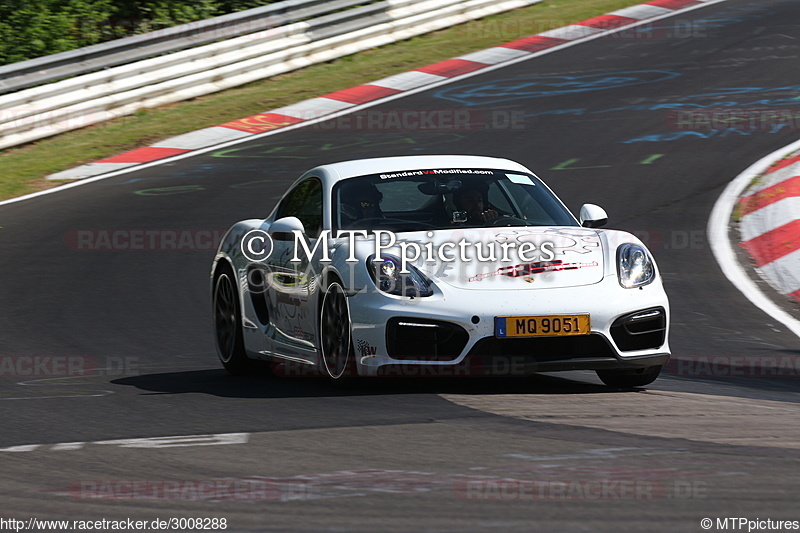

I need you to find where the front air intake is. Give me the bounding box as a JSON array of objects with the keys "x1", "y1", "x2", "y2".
[
  {"x1": 610, "y1": 307, "x2": 667, "y2": 351},
  {"x1": 386, "y1": 318, "x2": 469, "y2": 361}
]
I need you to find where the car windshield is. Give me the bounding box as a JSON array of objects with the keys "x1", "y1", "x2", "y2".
[{"x1": 332, "y1": 168, "x2": 578, "y2": 232}]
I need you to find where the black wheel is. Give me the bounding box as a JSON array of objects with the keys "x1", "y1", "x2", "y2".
[
  {"x1": 213, "y1": 263, "x2": 252, "y2": 375},
  {"x1": 596, "y1": 366, "x2": 662, "y2": 388},
  {"x1": 319, "y1": 280, "x2": 356, "y2": 382}
]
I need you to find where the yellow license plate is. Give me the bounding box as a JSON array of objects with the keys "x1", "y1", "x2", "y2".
[{"x1": 495, "y1": 315, "x2": 591, "y2": 338}]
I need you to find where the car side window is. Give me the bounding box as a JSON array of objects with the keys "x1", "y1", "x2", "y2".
[{"x1": 275, "y1": 178, "x2": 323, "y2": 238}]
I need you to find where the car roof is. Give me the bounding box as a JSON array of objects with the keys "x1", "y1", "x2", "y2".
[{"x1": 312, "y1": 155, "x2": 533, "y2": 182}]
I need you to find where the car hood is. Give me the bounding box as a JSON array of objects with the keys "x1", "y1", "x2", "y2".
[{"x1": 377, "y1": 227, "x2": 606, "y2": 291}]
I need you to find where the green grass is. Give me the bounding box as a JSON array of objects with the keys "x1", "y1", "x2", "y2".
[{"x1": 0, "y1": 0, "x2": 644, "y2": 201}]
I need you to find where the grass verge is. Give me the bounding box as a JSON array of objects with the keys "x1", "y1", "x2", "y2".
[{"x1": 0, "y1": 0, "x2": 645, "y2": 201}]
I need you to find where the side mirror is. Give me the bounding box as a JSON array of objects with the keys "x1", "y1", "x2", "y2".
[
  {"x1": 269, "y1": 216, "x2": 305, "y2": 241},
  {"x1": 579, "y1": 204, "x2": 608, "y2": 228}
]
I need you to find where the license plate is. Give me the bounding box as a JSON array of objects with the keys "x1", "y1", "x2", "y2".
[{"x1": 495, "y1": 315, "x2": 590, "y2": 338}]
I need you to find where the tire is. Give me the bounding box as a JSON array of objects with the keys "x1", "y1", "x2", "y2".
[
  {"x1": 319, "y1": 279, "x2": 356, "y2": 383},
  {"x1": 596, "y1": 365, "x2": 661, "y2": 388},
  {"x1": 213, "y1": 263, "x2": 253, "y2": 375}
]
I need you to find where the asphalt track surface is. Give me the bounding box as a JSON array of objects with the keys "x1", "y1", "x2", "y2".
[{"x1": 1, "y1": 1, "x2": 800, "y2": 531}]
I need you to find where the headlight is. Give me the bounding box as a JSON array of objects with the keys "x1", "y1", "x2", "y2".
[
  {"x1": 368, "y1": 255, "x2": 434, "y2": 298},
  {"x1": 617, "y1": 243, "x2": 655, "y2": 288}
]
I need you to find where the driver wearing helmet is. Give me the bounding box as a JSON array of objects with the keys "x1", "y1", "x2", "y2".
[
  {"x1": 340, "y1": 182, "x2": 384, "y2": 228},
  {"x1": 452, "y1": 185, "x2": 498, "y2": 225}
]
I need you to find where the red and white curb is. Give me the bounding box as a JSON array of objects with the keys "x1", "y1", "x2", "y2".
[
  {"x1": 46, "y1": 0, "x2": 720, "y2": 181},
  {"x1": 739, "y1": 152, "x2": 800, "y2": 304},
  {"x1": 709, "y1": 137, "x2": 800, "y2": 339}
]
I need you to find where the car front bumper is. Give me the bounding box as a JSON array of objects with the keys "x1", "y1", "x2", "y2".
[{"x1": 347, "y1": 274, "x2": 670, "y2": 377}]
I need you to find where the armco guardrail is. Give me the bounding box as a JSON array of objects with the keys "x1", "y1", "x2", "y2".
[
  {"x1": 0, "y1": 0, "x2": 539, "y2": 151},
  {"x1": 0, "y1": 0, "x2": 365, "y2": 95}
]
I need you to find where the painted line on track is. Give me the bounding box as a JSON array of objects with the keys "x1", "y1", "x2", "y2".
[{"x1": 0, "y1": 432, "x2": 250, "y2": 453}]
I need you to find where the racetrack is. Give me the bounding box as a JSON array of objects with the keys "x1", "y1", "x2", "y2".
[{"x1": 1, "y1": 0, "x2": 799, "y2": 530}]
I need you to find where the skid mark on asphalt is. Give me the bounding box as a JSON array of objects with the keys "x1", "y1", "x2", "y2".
[
  {"x1": 0, "y1": 421, "x2": 759, "y2": 505},
  {"x1": 434, "y1": 71, "x2": 681, "y2": 107},
  {"x1": 34, "y1": 440, "x2": 750, "y2": 502},
  {"x1": 0, "y1": 359, "x2": 212, "y2": 401},
  {"x1": 440, "y1": 390, "x2": 800, "y2": 449},
  {"x1": 0, "y1": 376, "x2": 113, "y2": 401}
]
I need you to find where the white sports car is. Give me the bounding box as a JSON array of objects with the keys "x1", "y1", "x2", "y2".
[{"x1": 212, "y1": 155, "x2": 669, "y2": 387}]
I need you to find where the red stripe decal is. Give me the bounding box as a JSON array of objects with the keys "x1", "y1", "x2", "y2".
[
  {"x1": 501, "y1": 35, "x2": 567, "y2": 53},
  {"x1": 645, "y1": 0, "x2": 701, "y2": 8},
  {"x1": 323, "y1": 85, "x2": 402, "y2": 104},
  {"x1": 739, "y1": 176, "x2": 800, "y2": 216},
  {"x1": 220, "y1": 113, "x2": 305, "y2": 134},
  {"x1": 789, "y1": 289, "x2": 800, "y2": 303},
  {"x1": 578, "y1": 14, "x2": 639, "y2": 30},
  {"x1": 97, "y1": 147, "x2": 190, "y2": 164},
  {"x1": 740, "y1": 219, "x2": 800, "y2": 266},
  {"x1": 766, "y1": 154, "x2": 800, "y2": 174},
  {"x1": 416, "y1": 59, "x2": 487, "y2": 78}
]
